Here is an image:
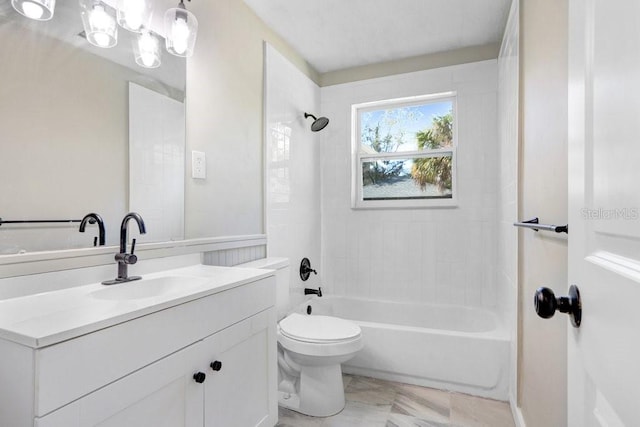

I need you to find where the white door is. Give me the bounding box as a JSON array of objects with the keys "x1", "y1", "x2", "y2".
[{"x1": 568, "y1": 0, "x2": 640, "y2": 425}]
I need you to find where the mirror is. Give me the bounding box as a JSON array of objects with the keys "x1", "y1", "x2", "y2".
[{"x1": 0, "y1": 0, "x2": 186, "y2": 254}]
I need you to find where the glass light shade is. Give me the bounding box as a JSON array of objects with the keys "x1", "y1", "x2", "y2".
[
  {"x1": 80, "y1": 0, "x2": 117, "y2": 48},
  {"x1": 116, "y1": 0, "x2": 152, "y2": 33},
  {"x1": 134, "y1": 31, "x2": 161, "y2": 68},
  {"x1": 11, "y1": 0, "x2": 55, "y2": 21},
  {"x1": 164, "y1": 6, "x2": 197, "y2": 57}
]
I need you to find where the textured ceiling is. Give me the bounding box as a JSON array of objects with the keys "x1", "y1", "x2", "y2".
[{"x1": 244, "y1": 0, "x2": 511, "y2": 73}]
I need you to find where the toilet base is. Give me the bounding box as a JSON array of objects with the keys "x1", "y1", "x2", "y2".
[{"x1": 278, "y1": 363, "x2": 346, "y2": 417}]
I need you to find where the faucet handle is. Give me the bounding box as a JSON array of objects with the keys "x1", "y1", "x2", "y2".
[
  {"x1": 116, "y1": 252, "x2": 138, "y2": 265},
  {"x1": 124, "y1": 253, "x2": 138, "y2": 265},
  {"x1": 125, "y1": 239, "x2": 138, "y2": 265}
]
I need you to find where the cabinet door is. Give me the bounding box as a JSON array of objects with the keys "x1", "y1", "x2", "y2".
[
  {"x1": 203, "y1": 308, "x2": 277, "y2": 427},
  {"x1": 36, "y1": 341, "x2": 205, "y2": 427}
]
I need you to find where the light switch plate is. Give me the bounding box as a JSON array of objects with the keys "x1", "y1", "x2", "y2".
[{"x1": 192, "y1": 151, "x2": 206, "y2": 179}]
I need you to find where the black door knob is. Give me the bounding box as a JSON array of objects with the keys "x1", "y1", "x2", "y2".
[
  {"x1": 534, "y1": 285, "x2": 582, "y2": 328},
  {"x1": 210, "y1": 360, "x2": 222, "y2": 371},
  {"x1": 193, "y1": 372, "x2": 206, "y2": 383}
]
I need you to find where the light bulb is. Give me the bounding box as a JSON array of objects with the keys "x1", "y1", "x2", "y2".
[
  {"x1": 21, "y1": 1, "x2": 44, "y2": 19},
  {"x1": 86, "y1": 3, "x2": 116, "y2": 48},
  {"x1": 11, "y1": 0, "x2": 55, "y2": 21},
  {"x1": 140, "y1": 52, "x2": 155, "y2": 67},
  {"x1": 90, "y1": 5, "x2": 110, "y2": 31},
  {"x1": 164, "y1": 4, "x2": 197, "y2": 57},
  {"x1": 123, "y1": 0, "x2": 145, "y2": 31},
  {"x1": 93, "y1": 32, "x2": 110, "y2": 47},
  {"x1": 135, "y1": 31, "x2": 160, "y2": 68},
  {"x1": 171, "y1": 16, "x2": 189, "y2": 55}
]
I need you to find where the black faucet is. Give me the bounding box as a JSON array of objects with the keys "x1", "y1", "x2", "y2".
[
  {"x1": 102, "y1": 212, "x2": 146, "y2": 285},
  {"x1": 304, "y1": 287, "x2": 322, "y2": 297},
  {"x1": 79, "y1": 213, "x2": 106, "y2": 246}
]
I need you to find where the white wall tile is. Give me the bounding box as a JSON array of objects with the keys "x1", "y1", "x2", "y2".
[
  {"x1": 264, "y1": 45, "x2": 323, "y2": 307},
  {"x1": 497, "y1": 0, "x2": 519, "y2": 402},
  {"x1": 320, "y1": 60, "x2": 500, "y2": 309}
]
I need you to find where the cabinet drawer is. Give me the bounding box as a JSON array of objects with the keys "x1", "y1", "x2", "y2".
[{"x1": 35, "y1": 276, "x2": 275, "y2": 416}]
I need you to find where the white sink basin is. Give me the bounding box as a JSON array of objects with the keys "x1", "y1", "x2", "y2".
[{"x1": 90, "y1": 276, "x2": 209, "y2": 301}]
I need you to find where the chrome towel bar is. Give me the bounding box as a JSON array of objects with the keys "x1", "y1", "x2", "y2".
[{"x1": 513, "y1": 217, "x2": 568, "y2": 234}]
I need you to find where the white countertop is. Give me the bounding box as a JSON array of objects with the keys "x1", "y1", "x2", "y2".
[{"x1": 0, "y1": 265, "x2": 273, "y2": 348}]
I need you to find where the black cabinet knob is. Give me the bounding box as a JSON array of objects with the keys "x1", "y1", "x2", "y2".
[
  {"x1": 534, "y1": 285, "x2": 582, "y2": 328},
  {"x1": 210, "y1": 360, "x2": 222, "y2": 371},
  {"x1": 193, "y1": 372, "x2": 206, "y2": 383}
]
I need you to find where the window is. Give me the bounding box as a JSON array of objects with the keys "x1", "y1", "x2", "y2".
[{"x1": 351, "y1": 92, "x2": 457, "y2": 208}]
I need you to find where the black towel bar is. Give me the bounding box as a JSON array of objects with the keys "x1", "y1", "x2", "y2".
[{"x1": 0, "y1": 218, "x2": 94, "y2": 226}]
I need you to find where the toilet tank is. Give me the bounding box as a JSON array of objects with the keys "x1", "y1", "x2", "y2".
[{"x1": 236, "y1": 257, "x2": 290, "y2": 319}]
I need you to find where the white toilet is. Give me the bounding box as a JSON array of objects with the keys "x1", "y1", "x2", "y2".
[{"x1": 236, "y1": 258, "x2": 363, "y2": 417}]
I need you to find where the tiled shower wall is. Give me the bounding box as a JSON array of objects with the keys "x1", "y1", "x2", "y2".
[
  {"x1": 497, "y1": 0, "x2": 519, "y2": 404},
  {"x1": 319, "y1": 61, "x2": 499, "y2": 309},
  {"x1": 263, "y1": 44, "x2": 323, "y2": 308}
]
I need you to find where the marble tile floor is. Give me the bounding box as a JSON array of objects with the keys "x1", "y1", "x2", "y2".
[{"x1": 276, "y1": 375, "x2": 515, "y2": 427}]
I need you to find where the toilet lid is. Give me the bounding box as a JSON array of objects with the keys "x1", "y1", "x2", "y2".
[{"x1": 279, "y1": 313, "x2": 361, "y2": 343}]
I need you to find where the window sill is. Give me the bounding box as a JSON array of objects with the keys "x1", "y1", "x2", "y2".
[{"x1": 351, "y1": 197, "x2": 458, "y2": 210}]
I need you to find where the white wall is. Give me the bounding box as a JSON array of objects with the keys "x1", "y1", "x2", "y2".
[
  {"x1": 184, "y1": 0, "x2": 318, "y2": 240},
  {"x1": 264, "y1": 45, "x2": 322, "y2": 310},
  {"x1": 497, "y1": 0, "x2": 520, "y2": 413},
  {"x1": 518, "y1": 0, "x2": 568, "y2": 425},
  {"x1": 320, "y1": 61, "x2": 499, "y2": 309}
]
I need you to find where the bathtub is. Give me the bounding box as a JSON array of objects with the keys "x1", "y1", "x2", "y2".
[{"x1": 300, "y1": 296, "x2": 509, "y2": 400}]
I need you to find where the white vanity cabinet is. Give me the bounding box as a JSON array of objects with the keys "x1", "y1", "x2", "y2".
[
  {"x1": 0, "y1": 274, "x2": 277, "y2": 427},
  {"x1": 202, "y1": 310, "x2": 276, "y2": 427},
  {"x1": 36, "y1": 338, "x2": 206, "y2": 427}
]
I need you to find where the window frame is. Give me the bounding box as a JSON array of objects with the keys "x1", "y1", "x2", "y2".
[{"x1": 351, "y1": 91, "x2": 458, "y2": 209}]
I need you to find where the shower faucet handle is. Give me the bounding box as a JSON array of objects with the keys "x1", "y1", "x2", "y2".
[{"x1": 300, "y1": 257, "x2": 317, "y2": 281}]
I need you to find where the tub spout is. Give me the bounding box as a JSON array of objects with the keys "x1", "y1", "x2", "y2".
[{"x1": 304, "y1": 287, "x2": 322, "y2": 297}]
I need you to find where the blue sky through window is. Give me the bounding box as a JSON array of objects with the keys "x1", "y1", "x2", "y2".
[{"x1": 360, "y1": 100, "x2": 452, "y2": 152}]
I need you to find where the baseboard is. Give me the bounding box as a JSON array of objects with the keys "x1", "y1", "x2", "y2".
[{"x1": 510, "y1": 396, "x2": 526, "y2": 427}]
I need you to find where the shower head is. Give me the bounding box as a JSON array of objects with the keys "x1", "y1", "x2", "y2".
[{"x1": 304, "y1": 112, "x2": 329, "y2": 132}]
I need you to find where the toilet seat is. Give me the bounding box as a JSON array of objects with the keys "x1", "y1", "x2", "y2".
[
  {"x1": 277, "y1": 313, "x2": 363, "y2": 358},
  {"x1": 279, "y1": 313, "x2": 361, "y2": 344}
]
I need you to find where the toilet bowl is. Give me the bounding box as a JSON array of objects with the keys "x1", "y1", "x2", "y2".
[
  {"x1": 235, "y1": 258, "x2": 363, "y2": 417},
  {"x1": 277, "y1": 313, "x2": 363, "y2": 417}
]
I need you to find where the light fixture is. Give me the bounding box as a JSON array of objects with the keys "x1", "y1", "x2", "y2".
[
  {"x1": 164, "y1": 0, "x2": 197, "y2": 57},
  {"x1": 80, "y1": 0, "x2": 118, "y2": 48},
  {"x1": 134, "y1": 30, "x2": 161, "y2": 68},
  {"x1": 11, "y1": 0, "x2": 55, "y2": 21},
  {"x1": 116, "y1": 0, "x2": 152, "y2": 33}
]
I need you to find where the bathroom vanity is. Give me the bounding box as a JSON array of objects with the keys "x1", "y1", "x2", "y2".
[{"x1": 0, "y1": 265, "x2": 277, "y2": 427}]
